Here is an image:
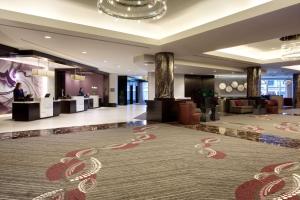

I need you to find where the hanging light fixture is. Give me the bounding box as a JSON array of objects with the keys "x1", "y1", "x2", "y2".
[
  {"x1": 32, "y1": 58, "x2": 54, "y2": 77},
  {"x1": 71, "y1": 68, "x2": 86, "y2": 81},
  {"x1": 281, "y1": 34, "x2": 300, "y2": 61},
  {"x1": 97, "y1": 0, "x2": 167, "y2": 20}
]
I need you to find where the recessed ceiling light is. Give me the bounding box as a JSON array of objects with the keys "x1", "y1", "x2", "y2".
[
  {"x1": 44, "y1": 36, "x2": 52, "y2": 39},
  {"x1": 104, "y1": 60, "x2": 107, "y2": 63},
  {"x1": 82, "y1": 51, "x2": 87, "y2": 54}
]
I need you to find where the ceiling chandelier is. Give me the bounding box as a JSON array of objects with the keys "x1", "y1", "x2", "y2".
[
  {"x1": 281, "y1": 34, "x2": 300, "y2": 61},
  {"x1": 97, "y1": 0, "x2": 167, "y2": 20}
]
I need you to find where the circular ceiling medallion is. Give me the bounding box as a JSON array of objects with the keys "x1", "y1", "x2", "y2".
[
  {"x1": 231, "y1": 81, "x2": 238, "y2": 88},
  {"x1": 244, "y1": 83, "x2": 247, "y2": 89},
  {"x1": 237, "y1": 84, "x2": 245, "y2": 92},
  {"x1": 225, "y1": 86, "x2": 233, "y2": 93},
  {"x1": 219, "y1": 83, "x2": 226, "y2": 90}
]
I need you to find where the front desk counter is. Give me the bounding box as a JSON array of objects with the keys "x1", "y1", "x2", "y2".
[
  {"x1": 12, "y1": 96, "x2": 102, "y2": 121},
  {"x1": 53, "y1": 100, "x2": 61, "y2": 116},
  {"x1": 60, "y1": 99, "x2": 77, "y2": 113},
  {"x1": 12, "y1": 101, "x2": 40, "y2": 121},
  {"x1": 84, "y1": 98, "x2": 90, "y2": 111}
]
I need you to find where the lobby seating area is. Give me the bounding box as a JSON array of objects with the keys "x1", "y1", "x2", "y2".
[{"x1": 229, "y1": 99, "x2": 254, "y2": 114}]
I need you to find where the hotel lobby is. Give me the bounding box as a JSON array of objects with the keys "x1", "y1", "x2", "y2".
[{"x1": 1, "y1": 0, "x2": 300, "y2": 199}]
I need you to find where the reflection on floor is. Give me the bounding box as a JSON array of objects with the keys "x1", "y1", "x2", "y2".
[
  {"x1": 0, "y1": 105, "x2": 146, "y2": 133},
  {"x1": 1, "y1": 123, "x2": 300, "y2": 199},
  {"x1": 206, "y1": 113, "x2": 300, "y2": 140}
]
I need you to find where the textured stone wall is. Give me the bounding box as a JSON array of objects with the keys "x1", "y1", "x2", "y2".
[
  {"x1": 247, "y1": 67, "x2": 261, "y2": 97},
  {"x1": 154, "y1": 52, "x2": 174, "y2": 99}
]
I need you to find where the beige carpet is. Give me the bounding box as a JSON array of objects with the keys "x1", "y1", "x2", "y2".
[{"x1": 0, "y1": 123, "x2": 299, "y2": 199}]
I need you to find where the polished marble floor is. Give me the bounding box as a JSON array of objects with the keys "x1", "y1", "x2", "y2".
[
  {"x1": 0, "y1": 105, "x2": 146, "y2": 133},
  {"x1": 206, "y1": 113, "x2": 300, "y2": 140}
]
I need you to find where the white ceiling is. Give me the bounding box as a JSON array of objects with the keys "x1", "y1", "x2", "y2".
[
  {"x1": 0, "y1": 0, "x2": 273, "y2": 40},
  {"x1": 0, "y1": 0, "x2": 300, "y2": 76},
  {"x1": 205, "y1": 39, "x2": 284, "y2": 64}
]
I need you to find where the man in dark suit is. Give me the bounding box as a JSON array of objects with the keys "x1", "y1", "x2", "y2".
[{"x1": 13, "y1": 82, "x2": 25, "y2": 101}]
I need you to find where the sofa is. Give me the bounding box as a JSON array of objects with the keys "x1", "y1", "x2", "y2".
[
  {"x1": 178, "y1": 101, "x2": 201, "y2": 125},
  {"x1": 229, "y1": 99, "x2": 254, "y2": 114}
]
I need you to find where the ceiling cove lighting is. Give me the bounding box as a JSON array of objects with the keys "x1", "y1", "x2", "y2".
[
  {"x1": 281, "y1": 34, "x2": 300, "y2": 61},
  {"x1": 282, "y1": 65, "x2": 300, "y2": 71},
  {"x1": 97, "y1": 0, "x2": 167, "y2": 20}
]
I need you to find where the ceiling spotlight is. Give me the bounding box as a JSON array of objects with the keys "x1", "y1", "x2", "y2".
[
  {"x1": 44, "y1": 36, "x2": 52, "y2": 39},
  {"x1": 82, "y1": 51, "x2": 87, "y2": 54}
]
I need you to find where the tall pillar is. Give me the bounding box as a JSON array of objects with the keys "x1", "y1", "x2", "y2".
[
  {"x1": 155, "y1": 52, "x2": 174, "y2": 99},
  {"x1": 247, "y1": 67, "x2": 261, "y2": 97},
  {"x1": 293, "y1": 74, "x2": 300, "y2": 108},
  {"x1": 147, "y1": 52, "x2": 176, "y2": 122}
]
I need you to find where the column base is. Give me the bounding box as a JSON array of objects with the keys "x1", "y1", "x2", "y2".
[{"x1": 147, "y1": 98, "x2": 177, "y2": 122}]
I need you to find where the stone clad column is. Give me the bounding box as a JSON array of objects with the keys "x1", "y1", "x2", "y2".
[
  {"x1": 154, "y1": 52, "x2": 174, "y2": 99},
  {"x1": 247, "y1": 67, "x2": 261, "y2": 97}
]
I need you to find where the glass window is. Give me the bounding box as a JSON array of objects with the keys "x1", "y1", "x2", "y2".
[{"x1": 261, "y1": 79, "x2": 293, "y2": 98}]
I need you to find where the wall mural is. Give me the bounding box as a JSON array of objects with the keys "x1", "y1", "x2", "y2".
[{"x1": 0, "y1": 60, "x2": 43, "y2": 114}]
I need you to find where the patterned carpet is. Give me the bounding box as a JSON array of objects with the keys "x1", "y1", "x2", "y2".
[{"x1": 0, "y1": 123, "x2": 300, "y2": 199}]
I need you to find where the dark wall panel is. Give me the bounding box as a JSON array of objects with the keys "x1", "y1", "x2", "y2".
[
  {"x1": 185, "y1": 75, "x2": 214, "y2": 97},
  {"x1": 118, "y1": 76, "x2": 128, "y2": 105},
  {"x1": 184, "y1": 75, "x2": 215, "y2": 107}
]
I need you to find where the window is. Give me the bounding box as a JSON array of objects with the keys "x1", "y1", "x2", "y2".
[{"x1": 261, "y1": 79, "x2": 293, "y2": 98}]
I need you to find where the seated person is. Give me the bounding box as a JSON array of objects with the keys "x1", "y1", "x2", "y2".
[
  {"x1": 13, "y1": 82, "x2": 25, "y2": 101},
  {"x1": 78, "y1": 88, "x2": 85, "y2": 96}
]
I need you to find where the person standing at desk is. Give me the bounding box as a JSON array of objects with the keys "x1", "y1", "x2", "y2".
[
  {"x1": 13, "y1": 82, "x2": 25, "y2": 101},
  {"x1": 78, "y1": 87, "x2": 85, "y2": 96}
]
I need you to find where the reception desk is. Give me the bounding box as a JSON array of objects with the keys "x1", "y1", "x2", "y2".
[
  {"x1": 12, "y1": 101, "x2": 40, "y2": 121},
  {"x1": 60, "y1": 99, "x2": 77, "y2": 113},
  {"x1": 89, "y1": 95, "x2": 99, "y2": 108},
  {"x1": 12, "y1": 96, "x2": 102, "y2": 121},
  {"x1": 12, "y1": 99, "x2": 62, "y2": 121}
]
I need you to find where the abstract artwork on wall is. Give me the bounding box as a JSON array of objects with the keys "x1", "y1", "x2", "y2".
[{"x1": 0, "y1": 60, "x2": 44, "y2": 114}]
